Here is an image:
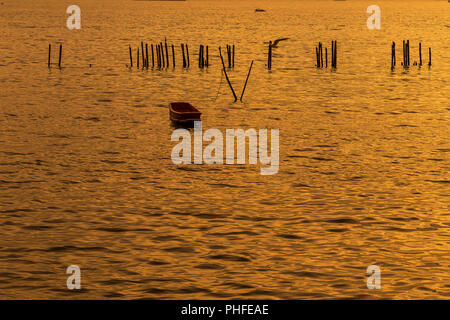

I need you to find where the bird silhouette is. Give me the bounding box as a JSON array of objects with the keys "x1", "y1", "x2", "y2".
[{"x1": 266, "y1": 38, "x2": 290, "y2": 48}]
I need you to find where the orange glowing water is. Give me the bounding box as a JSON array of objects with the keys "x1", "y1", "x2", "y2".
[{"x1": 0, "y1": 0, "x2": 449, "y2": 299}]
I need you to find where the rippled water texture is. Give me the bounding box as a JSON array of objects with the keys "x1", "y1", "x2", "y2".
[{"x1": 0, "y1": 0, "x2": 449, "y2": 299}]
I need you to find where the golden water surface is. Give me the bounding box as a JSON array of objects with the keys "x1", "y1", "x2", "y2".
[{"x1": 0, "y1": 0, "x2": 449, "y2": 299}]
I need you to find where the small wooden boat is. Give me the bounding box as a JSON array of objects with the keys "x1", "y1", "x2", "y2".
[{"x1": 169, "y1": 102, "x2": 201, "y2": 124}]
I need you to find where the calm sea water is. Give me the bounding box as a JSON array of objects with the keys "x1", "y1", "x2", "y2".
[{"x1": 0, "y1": 0, "x2": 449, "y2": 299}]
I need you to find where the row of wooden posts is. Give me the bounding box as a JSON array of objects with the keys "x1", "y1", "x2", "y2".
[
  {"x1": 48, "y1": 44, "x2": 63, "y2": 68},
  {"x1": 47, "y1": 41, "x2": 434, "y2": 72},
  {"x1": 391, "y1": 40, "x2": 431, "y2": 69},
  {"x1": 127, "y1": 39, "x2": 237, "y2": 70},
  {"x1": 315, "y1": 41, "x2": 337, "y2": 68}
]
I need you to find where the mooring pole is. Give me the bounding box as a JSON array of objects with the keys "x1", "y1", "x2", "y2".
[
  {"x1": 240, "y1": 60, "x2": 254, "y2": 102},
  {"x1": 48, "y1": 44, "x2": 51, "y2": 68},
  {"x1": 268, "y1": 41, "x2": 272, "y2": 70},
  {"x1": 219, "y1": 47, "x2": 237, "y2": 102},
  {"x1": 58, "y1": 44, "x2": 62, "y2": 68}
]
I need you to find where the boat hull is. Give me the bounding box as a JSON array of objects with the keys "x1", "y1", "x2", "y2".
[{"x1": 169, "y1": 102, "x2": 201, "y2": 124}]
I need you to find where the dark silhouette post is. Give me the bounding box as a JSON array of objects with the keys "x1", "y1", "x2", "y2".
[
  {"x1": 428, "y1": 47, "x2": 431, "y2": 66},
  {"x1": 268, "y1": 41, "x2": 272, "y2": 70},
  {"x1": 172, "y1": 44, "x2": 175, "y2": 68},
  {"x1": 186, "y1": 44, "x2": 190, "y2": 68},
  {"x1": 165, "y1": 39, "x2": 169, "y2": 68},
  {"x1": 240, "y1": 60, "x2": 254, "y2": 102},
  {"x1": 219, "y1": 47, "x2": 237, "y2": 101},
  {"x1": 58, "y1": 44, "x2": 62, "y2": 68},
  {"x1": 181, "y1": 44, "x2": 186, "y2": 68},
  {"x1": 129, "y1": 45, "x2": 133, "y2": 68},
  {"x1": 48, "y1": 44, "x2": 51, "y2": 68},
  {"x1": 419, "y1": 42, "x2": 422, "y2": 66},
  {"x1": 151, "y1": 44, "x2": 154, "y2": 68}
]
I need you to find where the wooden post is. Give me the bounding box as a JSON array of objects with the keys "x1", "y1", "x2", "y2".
[
  {"x1": 186, "y1": 44, "x2": 190, "y2": 68},
  {"x1": 331, "y1": 41, "x2": 334, "y2": 68},
  {"x1": 428, "y1": 47, "x2": 431, "y2": 66},
  {"x1": 232, "y1": 44, "x2": 235, "y2": 67},
  {"x1": 391, "y1": 42, "x2": 394, "y2": 70},
  {"x1": 407, "y1": 40, "x2": 410, "y2": 67},
  {"x1": 201, "y1": 45, "x2": 204, "y2": 68},
  {"x1": 172, "y1": 44, "x2": 175, "y2": 68},
  {"x1": 268, "y1": 41, "x2": 272, "y2": 70},
  {"x1": 315, "y1": 46, "x2": 319, "y2": 67},
  {"x1": 48, "y1": 44, "x2": 51, "y2": 68},
  {"x1": 141, "y1": 42, "x2": 145, "y2": 69},
  {"x1": 393, "y1": 41, "x2": 396, "y2": 67},
  {"x1": 165, "y1": 39, "x2": 169, "y2": 68},
  {"x1": 159, "y1": 42, "x2": 164, "y2": 68},
  {"x1": 181, "y1": 44, "x2": 186, "y2": 68},
  {"x1": 145, "y1": 44, "x2": 149, "y2": 68},
  {"x1": 403, "y1": 40, "x2": 406, "y2": 68},
  {"x1": 158, "y1": 44, "x2": 161, "y2": 68},
  {"x1": 58, "y1": 44, "x2": 62, "y2": 68},
  {"x1": 325, "y1": 47, "x2": 328, "y2": 68},
  {"x1": 419, "y1": 42, "x2": 422, "y2": 66},
  {"x1": 219, "y1": 47, "x2": 237, "y2": 102},
  {"x1": 240, "y1": 60, "x2": 254, "y2": 102},
  {"x1": 206, "y1": 45, "x2": 209, "y2": 67},
  {"x1": 128, "y1": 45, "x2": 133, "y2": 68},
  {"x1": 137, "y1": 47, "x2": 139, "y2": 69},
  {"x1": 151, "y1": 44, "x2": 154, "y2": 68},
  {"x1": 319, "y1": 42, "x2": 323, "y2": 68},
  {"x1": 199, "y1": 45, "x2": 202, "y2": 68}
]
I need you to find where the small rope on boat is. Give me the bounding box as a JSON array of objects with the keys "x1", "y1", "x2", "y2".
[{"x1": 213, "y1": 69, "x2": 224, "y2": 101}]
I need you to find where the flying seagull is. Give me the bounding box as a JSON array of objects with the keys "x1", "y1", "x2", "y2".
[{"x1": 266, "y1": 38, "x2": 290, "y2": 48}]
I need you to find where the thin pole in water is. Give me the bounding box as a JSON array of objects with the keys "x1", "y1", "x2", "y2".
[
  {"x1": 58, "y1": 44, "x2": 62, "y2": 68},
  {"x1": 129, "y1": 45, "x2": 133, "y2": 68},
  {"x1": 48, "y1": 44, "x2": 51, "y2": 68},
  {"x1": 240, "y1": 60, "x2": 254, "y2": 102},
  {"x1": 219, "y1": 47, "x2": 237, "y2": 102},
  {"x1": 172, "y1": 44, "x2": 175, "y2": 68}
]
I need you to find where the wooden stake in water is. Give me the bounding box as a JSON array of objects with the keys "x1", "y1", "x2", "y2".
[
  {"x1": 129, "y1": 45, "x2": 133, "y2": 68},
  {"x1": 145, "y1": 44, "x2": 149, "y2": 68},
  {"x1": 165, "y1": 39, "x2": 169, "y2": 68},
  {"x1": 141, "y1": 42, "x2": 145, "y2": 69},
  {"x1": 407, "y1": 40, "x2": 410, "y2": 67},
  {"x1": 181, "y1": 44, "x2": 186, "y2": 68},
  {"x1": 58, "y1": 44, "x2": 62, "y2": 68},
  {"x1": 137, "y1": 47, "x2": 139, "y2": 69},
  {"x1": 428, "y1": 47, "x2": 431, "y2": 66},
  {"x1": 240, "y1": 60, "x2": 254, "y2": 102},
  {"x1": 325, "y1": 47, "x2": 328, "y2": 68},
  {"x1": 419, "y1": 42, "x2": 422, "y2": 66},
  {"x1": 232, "y1": 44, "x2": 235, "y2": 68},
  {"x1": 268, "y1": 41, "x2": 272, "y2": 70},
  {"x1": 219, "y1": 47, "x2": 237, "y2": 102},
  {"x1": 393, "y1": 41, "x2": 396, "y2": 67},
  {"x1": 186, "y1": 44, "x2": 190, "y2": 68},
  {"x1": 151, "y1": 44, "x2": 154, "y2": 68},
  {"x1": 206, "y1": 46, "x2": 209, "y2": 67},
  {"x1": 172, "y1": 44, "x2": 175, "y2": 68},
  {"x1": 319, "y1": 42, "x2": 323, "y2": 68},
  {"x1": 391, "y1": 42, "x2": 394, "y2": 70},
  {"x1": 48, "y1": 44, "x2": 51, "y2": 68}
]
